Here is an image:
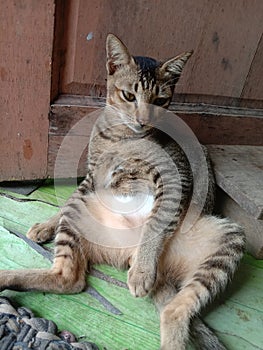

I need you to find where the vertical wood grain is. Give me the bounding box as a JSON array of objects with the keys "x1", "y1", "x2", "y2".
[
  {"x1": 241, "y1": 33, "x2": 263, "y2": 102},
  {"x1": 58, "y1": 0, "x2": 263, "y2": 105},
  {"x1": 60, "y1": 0, "x2": 211, "y2": 95},
  {"x1": 0, "y1": 0, "x2": 55, "y2": 181},
  {"x1": 184, "y1": 0, "x2": 263, "y2": 99}
]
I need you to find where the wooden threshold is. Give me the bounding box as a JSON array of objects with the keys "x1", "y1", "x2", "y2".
[
  {"x1": 48, "y1": 95, "x2": 263, "y2": 178},
  {"x1": 54, "y1": 94, "x2": 263, "y2": 117}
]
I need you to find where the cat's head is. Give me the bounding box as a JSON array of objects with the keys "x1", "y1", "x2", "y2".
[{"x1": 106, "y1": 34, "x2": 192, "y2": 131}]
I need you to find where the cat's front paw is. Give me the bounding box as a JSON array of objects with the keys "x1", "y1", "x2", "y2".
[{"x1": 128, "y1": 264, "x2": 156, "y2": 297}]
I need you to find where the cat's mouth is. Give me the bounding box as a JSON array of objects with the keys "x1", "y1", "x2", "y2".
[
  {"x1": 126, "y1": 121, "x2": 152, "y2": 134},
  {"x1": 115, "y1": 108, "x2": 152, "y2": 134}
]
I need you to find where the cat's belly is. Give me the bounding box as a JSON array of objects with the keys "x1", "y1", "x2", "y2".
[
  {"x1": 84, "y1": 191, "x2": 154, "y2": 247},
  {"x1": 89, "y1": 191, "x2": 154, "y2": 228},
  {"x1": 112, "y1": 193, "x2": 154, "y2": 220}
]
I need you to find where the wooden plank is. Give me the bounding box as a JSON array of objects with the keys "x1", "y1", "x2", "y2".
[
  {"x1": 205, "y1": 302, "x2": 263, "y2": 350},
  {"x1": 173, "y1": 94, "x2": 263, "y2": 109},
  {"x1": 172, "y1": 110, "x2": 263, "y2": 146},
  {"x1": 29, "y1": 179, "x2": 77, "y2": 206},
  {"x1": 0, "y1": 226, "x2": 51, "y2": 270},
  {"x1": 183, "y1": 1, "x2": 263, "y2": 99},
  {"x1": 55, "y1": 95, "x2": 263, "y2": 118},
  {"x1": 216, "y1": 189, "x2": 263, "y2": 259},
  {"x1": 241, "y1": 33, "x2": 263, "y2": 101},
  {"x1": 48, "y1": 103, "x2": 99, "y2": 178},
  {"x1": 0, "y1": 195, "x2": 58, "y2": 234},
  {"x1": 48, "y1": 135, "x2": 89, "y2": 179},
  {"x1": 48, "y1": 99, "x2": 263, "y2": 177},
  {"x1": 208, "y1": 145, "x2": 263, "y2": 219},
  {"x1": 50, "y1": 0, "x2": 66, "y2": 101},
  {"x1": 205, "y1": 261, "x2": 263, "y2": 349},
  {"x1": 52, "y1": 97, "x2": 263, "y2": 147},
  {"x1": 227, "y1": 260, "x2": 263, "y2": 310},
  {"x1": 0, "y1": 1, "x2": 55, "y2": 181},
  {"x1": 0, "y1": 179, "x2": 82, "y2": 209},
  {"x1": 0, "y1": 180, "x2": 43, "y2": 196}
]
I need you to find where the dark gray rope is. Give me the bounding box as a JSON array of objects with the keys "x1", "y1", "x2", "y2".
[{"x1": 0, "y1": 297, "x2": 99, "y2": 350}]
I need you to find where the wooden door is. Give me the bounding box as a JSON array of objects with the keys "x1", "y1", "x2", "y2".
[{"x1": 0, "y1": 1, "x2": 55, "y2": 181}]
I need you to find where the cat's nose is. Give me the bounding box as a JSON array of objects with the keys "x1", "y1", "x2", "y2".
[
  {"x1": 135, "y1": 103, "x2": 151, "y2": 126},
  {"x1": 136, "y1": 115, "x2": 149, "y2": 126}
]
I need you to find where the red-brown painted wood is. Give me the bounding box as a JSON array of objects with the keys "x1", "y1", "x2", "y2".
[
  {"x1": 48, "y1": 99, "x2": 263, "y2": 178},
  {"x1": 241, "y1": 33, "x2": 263, "y2": 101},
  {"x1": 2, "y1": 1, "x2": 263, "y2": 181},
  {"x1": 56, "y1": 0, "x2": 263, "y2": 107},
  {"x1": 0, "y1": 0, "x2": 55, "y2": 181}
]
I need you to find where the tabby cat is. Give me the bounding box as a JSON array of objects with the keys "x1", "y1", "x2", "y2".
[{"x1": 0, "y1": 34, "x2": 245, "y2": 350}]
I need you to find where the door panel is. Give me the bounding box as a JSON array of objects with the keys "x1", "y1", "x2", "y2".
[
  {"x1": 56, "y1": 0, "x2": 263, "y2": 104},
  {"x1": 0, "y1": 0, "x2": 55, "y2": 181}
]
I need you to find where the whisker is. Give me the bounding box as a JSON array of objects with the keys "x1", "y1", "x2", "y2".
[{"x1": 108, "y1": 104, "x2": 134, "y2": 123}]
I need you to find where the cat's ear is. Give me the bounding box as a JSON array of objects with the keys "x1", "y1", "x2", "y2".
[
  {"x1": 159, "y1": 51, "x2": 193, "y2": 81},
  {"x1": 106, "y1": 34, "x2": 134, "y2": 75}
]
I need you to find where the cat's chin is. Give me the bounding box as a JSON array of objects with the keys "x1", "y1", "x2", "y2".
[{"x1": 126, "y1": 122, "x2": 152, "y2": 134}]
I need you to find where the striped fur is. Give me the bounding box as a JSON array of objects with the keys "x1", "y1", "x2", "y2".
[{"x1": 0, "y1": 34, "x2": 245, "y2": 349}]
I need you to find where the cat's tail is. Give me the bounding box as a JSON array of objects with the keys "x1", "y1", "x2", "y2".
[{"x1": 190, "y1": 317, "x2": 227, "y2": 350}]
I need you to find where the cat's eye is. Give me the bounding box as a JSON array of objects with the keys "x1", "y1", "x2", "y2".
[
  {"x1": 154, "y1": 97, "x2": 170, "y2": 106},
  {"x1": 122, "y1": 90, "x2": 136, "y2": 102}
]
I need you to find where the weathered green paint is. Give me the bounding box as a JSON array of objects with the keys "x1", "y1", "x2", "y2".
[{"x1": 0, "y1": 182, "x2": 263, "y2": 350}]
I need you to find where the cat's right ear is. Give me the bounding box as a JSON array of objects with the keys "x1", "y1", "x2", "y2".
[
  {"x1": 106, "y1": 34, "x2": 134, "y2": 75},
  {"x1": 159, "y1": 51, "x2": 193, "y2": 81}
]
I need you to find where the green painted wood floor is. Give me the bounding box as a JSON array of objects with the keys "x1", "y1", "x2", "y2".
[{"x1": 0, "y1": 180, "x2": 262, "y2": 350}]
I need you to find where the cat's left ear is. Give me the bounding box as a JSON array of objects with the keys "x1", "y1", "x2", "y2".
[
  {"x1": 106, "y1": 34, "x2": 134, "y2": 75},
  {"x1": 159, "y1": 51, "x2": 193, "y2": 81}
]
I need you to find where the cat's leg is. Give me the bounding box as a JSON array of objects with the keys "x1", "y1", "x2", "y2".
[
  {"x1": 127, "y1": 236, "x2": 159, "y2": 298},
  {"x1": 27, "y1": 173, "x2": 93, "y2": 244},
  {"x1": 27, "y1": 212, "x2": 61, "y2": 243},
  {"x1": 153, "y1": 286, "x2": 227, "y2": 350},
  {"x1": 0, "y1": 175, "x2": 95, "y2": 293},
  {"x1": 161, "y1": 299, "x2": 228, "y2": 350},
  {"x1": 159, "y1": 282, "x2": 214, "y2": 349},
  {"x1": 0, "y1": 214, "x2": 89, "y2": 293},
  {"x1": 152, "y1": 283, "x2": 226, "y2": 349},
  {"x1": 157, "y1": 216, "x2": 245, "y2": 349},
  {"x1": 127, "y1": 165, "x2": 191, "y2": 298}
]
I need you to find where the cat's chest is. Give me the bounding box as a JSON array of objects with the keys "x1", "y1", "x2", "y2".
[
  {"x1": 111, "y1": 192, "x2": 155, "y2": 219},
  {"x1": 87, "y1": 191, "x2": 154, "y2": 247},
  {"x1": 96, "y1": 188, "x2": 154, "y2": 222}
]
